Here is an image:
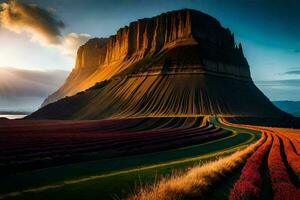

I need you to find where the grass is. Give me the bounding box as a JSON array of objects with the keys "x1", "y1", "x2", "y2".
[
  {"x1": 1, "y1": 147, "x2": 242, "y2": 200},
  {"x1": 129, "y1": 132, "x2": 265, "y2": 200},
  {"x1": 0, "y1": 117, "x2": 260, "y2": 200}
]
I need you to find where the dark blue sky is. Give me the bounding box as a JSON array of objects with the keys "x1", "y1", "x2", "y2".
[
  {"x1": 19, "y1": 0, "x2": 299, "y2": 49},
  {"x1": 0, "y1": 0, "x2": 300, "y2": 101}
]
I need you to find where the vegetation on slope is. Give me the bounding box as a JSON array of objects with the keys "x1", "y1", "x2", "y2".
[{"x1": 27, "y1": 72, "x2": 285, "y2": 120}]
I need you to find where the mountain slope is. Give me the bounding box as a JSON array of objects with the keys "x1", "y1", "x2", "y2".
[
  {"x1": 28, "y1": 74, "x2": 284, "y2": 119},
  {"x1": 28, "y1": 9, "x2": 286, "y2": 119}
]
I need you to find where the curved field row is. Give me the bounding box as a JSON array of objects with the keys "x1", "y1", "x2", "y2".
[
  {"x1": 277, "y1": 134, "x2": 300, "y2": 181},
  {"x1": 229, "y1": 131, "x2": 272, "y2": 200},
  {"x1": 0, "y1": 117, "x2": 259, "y2": 200},
  {"x1": 2, "y1": 117, "x2": 232, "y2": 173},
  {"x1": 268, "y1": 135, "x2": 297, "y2": 199},
  {"x1": 129, "y1": 132, "x2": 265, "y2": 200},
  {"x1": 224, "y1": 119, "x2": 300, "y2": 200},
  {"x1": 129, "y1": 118, "x2": 300, "y2": 200}
]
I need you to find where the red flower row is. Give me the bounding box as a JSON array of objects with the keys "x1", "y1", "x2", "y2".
[
  {"x1": 268, "y1": 135, "x2": 299, "y2": 200},
  {"x1": 229, "y1": 132, "x2": 270, "y2": 200}
]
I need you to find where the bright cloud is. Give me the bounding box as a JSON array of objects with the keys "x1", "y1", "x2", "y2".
[{"x1": 0, "y1": 0, "x2": 91, "y2": 56}]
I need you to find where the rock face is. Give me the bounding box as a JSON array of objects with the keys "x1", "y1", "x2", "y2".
[
  {"x1": 42, "y1": 9, "x2": 249, "y2": 106},
  {"x1": 31, "y1": 9, "x2": 286, "y2": 119},
  {"x1": 42, "y1": 38, "x2": 108, "y2": 106}
]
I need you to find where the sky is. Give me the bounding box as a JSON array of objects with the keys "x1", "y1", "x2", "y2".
[
  {"x1": 0, "y1": 67, "x2": 68, "y2": 111},
  {"x1": 0, "y1": 0, "x2": 299, "y2": 112}
]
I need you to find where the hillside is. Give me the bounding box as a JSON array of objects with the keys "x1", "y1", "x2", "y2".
[{"x1": 28, "y1": 9, "x2": 286, "y2": 119}]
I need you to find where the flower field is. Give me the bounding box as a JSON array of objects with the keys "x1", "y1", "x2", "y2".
[
  {"x1": 227, "y1": 122, "x2": 300, "y2": 200},
  {"x1": 0, "y1": 117, "x2": 299, "y2": 200},
  {"x1": 0, "y1": 117, "x2": 231, "y2": 174},
  {"x1": 130, "y1": 118, "x2": 300, "y2": 200}
]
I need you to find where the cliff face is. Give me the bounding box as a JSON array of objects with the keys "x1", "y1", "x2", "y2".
[
  {"x1": 42, "y1": 38, "x2": 108, "y2": 106},
  {"x1": 42, "y1": 9, "x2": 249, "y2": 106},
  {"x1": 75, "y1": 38, "x2": 108, "y2": 71}
]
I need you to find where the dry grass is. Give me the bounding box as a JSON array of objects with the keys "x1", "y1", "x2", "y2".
[{"x1": 128, "y1": 134, "x2": 265, "y2": 200}]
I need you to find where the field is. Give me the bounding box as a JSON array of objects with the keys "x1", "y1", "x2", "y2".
[
  {"x1": 227, "y1": 123, "x2": 300, "y2": 200},
  {"x1": 0, "y1": 117, "x2": 299, "y2": 199}
]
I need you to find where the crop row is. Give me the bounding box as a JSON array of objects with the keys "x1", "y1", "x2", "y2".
[
  {"x1": 229, "y1": 125, "x2": 300, "y2": 200},
  {"x1": 0, "y1": 117, "x2": 231, "y2": 174},
  {"x1": 268, "y1": 134, "x2": 300, "y2": 199},
  {"x1": 0, "y1": 127, "x2": 226, "y2": 163},
  {"x1": 230, "y1": 132, "x2": 272, "y2": 200},
  {"x1": 0, "y1": 118, "x2": 204, "y2": 151},
  {"x1": 278, "y1": 134, "x2": 300, "y2": 181},
  {"x1": 129, "y1": 131, "x2": 265, "y2": 200}
]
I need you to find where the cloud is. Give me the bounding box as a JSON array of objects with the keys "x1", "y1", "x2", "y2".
[
  {"x1": 284, "y1": 70, "x2": 300, "y2": 75},
  {"x1": 276, "y1": 68, "x2": 300, "y2": 76},
  {"x1": 255, "y1": 79, "x2": 300, "y2": 101},
  {"x1": 0, "y1": 0, "x2": 64, "y2": 44},
  {"x1": 0, "y1": 67, "x2": 69, "y2": 111},
  {"x1": 61, "y1": 33, "x2": 92, "y2": 56},
  {"x1": 0, "y1": 67, "x2": 69, "y2": 97},
  {"x1": 0, "y1": 0, "x2": 91, "y2": 55},
  {"x1": 256, "y1": 79, "x2": 300, "y2": 87}
]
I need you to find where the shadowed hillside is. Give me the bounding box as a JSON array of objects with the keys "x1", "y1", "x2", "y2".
[{"x1": 28, "y1": 74, "x2": 285, "y2": 119}]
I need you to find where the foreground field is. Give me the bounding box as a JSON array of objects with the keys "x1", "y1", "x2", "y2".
[
  {"x1": 228, "y1": 122, "x2": 300, "y2": 200},
  {"x1": 0, "y1": 117, "x2": 232, "y2": 173},
  {"x1": 0, "y1": 117, "x2": 299, "y2": 199},
  {"x1": 0, "y1": 117, "x2": 260, "y2": 199},
  {"x1": 131, "y1": 118, "x2": 300, "y2": 200}
]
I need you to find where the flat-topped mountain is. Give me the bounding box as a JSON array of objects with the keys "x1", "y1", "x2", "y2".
[
  {"x1": 30, "y1": 9, "x2": 286, "y2": 119},
  {"x1": 42, "y1": 9, "x2": 249, "y2": 106}
]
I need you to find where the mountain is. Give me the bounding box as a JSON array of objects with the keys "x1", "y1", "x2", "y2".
[
  {"x1": 42, "y1": 9, "x2": 246, "y2": 106},
  {"x1": 28, "y1": 9, "x2": 286, "y2": 119},
  {"x1": 273, "y1": 101, "x2": 300, "y2": 117}
]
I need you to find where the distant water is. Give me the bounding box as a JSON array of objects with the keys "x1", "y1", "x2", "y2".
[{"x1": 0, "y1": 114, "x2": 27, "y2": 119}]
